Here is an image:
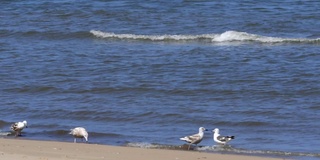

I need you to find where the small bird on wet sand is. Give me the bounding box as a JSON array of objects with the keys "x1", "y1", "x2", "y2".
[
  {"x1": 180, "y1": 127, "x2": 208, "y2": 150},
  {"x1": 213, "y1": 128, "x2": 235, "y2": 145},
  {"x1": 69, "y1": 127, "x2": 89, "y2": 143},
  {"x1": 10, "y1": 120, "x2": 28, "y2": 137}
]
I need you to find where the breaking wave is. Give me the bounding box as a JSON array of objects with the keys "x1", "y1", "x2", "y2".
[{"x1": 90, "y1": 30, "x2": 320, "y2": 44}]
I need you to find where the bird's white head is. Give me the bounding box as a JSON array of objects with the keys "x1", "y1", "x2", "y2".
[
  {"x1": 81, "y1": 128, "x2": 89, "y2": 142},
  {"x1": 199, "y1": 127, "x2": 208, "y2": 133},
  {"x1": 84, "y1": 134, "x2": 88, "y2": 142},
  {"x1": 213, "y1": 128, "x2": 219, "y2": 134},
  {"x1": 23, "y1": 120, "x2": 28, "y2": 128}
]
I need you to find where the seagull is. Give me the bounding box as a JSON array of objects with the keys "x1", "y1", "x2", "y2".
[
  {"x1": 69, "y1": 127, "x2": 88, "y2": 143},
  {"x1": 180, "y1": 127, "x2": 208, "y2": 150},
  {"x1": 10, "y1": 120, "x2": 28, "y2": 137},
  {"x1": 212, "y1": 128, "x2": 235, "y2": 145}
]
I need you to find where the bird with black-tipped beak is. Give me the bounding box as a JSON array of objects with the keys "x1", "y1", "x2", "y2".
[{"x1": 180, "y1": 127, "x2": 208, "y2": 150}]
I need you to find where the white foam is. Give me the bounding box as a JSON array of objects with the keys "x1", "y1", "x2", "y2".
[
  {"x1": 0, "y1": 131, "x2": 11, "y2": 136},
  {"x1": 90, "y1": 30, "x2": 213, "y2": 41},
  {"x1": 126, "y1": 142, "x2": 158, "y2": 148},
  {"x1": 196, "y1": 145, "x2": 320, "y2": 158},
  {"x1": 90, "y1": 30, "x2": 320, "y2": 44},
  {"x1": 212, "y1": 31, "x2": 282, "y2": 43}
]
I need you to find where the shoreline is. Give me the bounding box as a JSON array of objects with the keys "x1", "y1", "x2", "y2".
[{"x1": 0, "y1": 138, "x2": 287, "y2": 160}]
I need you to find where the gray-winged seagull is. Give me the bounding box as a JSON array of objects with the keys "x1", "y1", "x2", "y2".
[
  {"x1": 69, "y1": 127, "x2": 89, "y2": 143},
  {"x1": 10, "y1": 120, "x2": 28, "y2": 137},
  {"x1": 180, "y1": 127, "x2": 208, "y2": 150},
  {"x1": 213, "y1": 128, "x2": 235, "y2": 145}
]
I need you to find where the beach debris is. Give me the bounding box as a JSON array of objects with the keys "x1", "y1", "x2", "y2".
[
  {"x1": 69, "y1": 127, "x2": 88, "y2": 143},
  {"x1": 10, "y1": 120, "x2": 28, "y2": 137},
  {"x1": 179, "y1": 127, "x2": 208, "y2": 150},
  {"x1": 212, "y1": 128, "x2": 235, "y2": 145}
]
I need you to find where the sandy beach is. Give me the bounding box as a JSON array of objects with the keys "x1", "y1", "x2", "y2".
[{"x1": 0, "y1": 138, "x2": 285, "y2": 160}]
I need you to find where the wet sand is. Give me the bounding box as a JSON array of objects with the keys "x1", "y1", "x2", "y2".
[{"x1": 0, "y1": 138, "x2": 285, "y2": 160}]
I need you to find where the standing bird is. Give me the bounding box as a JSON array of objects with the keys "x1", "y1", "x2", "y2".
[
  {"x1": 10, "y1": 120, "x2": 28, "y2": 137},
  {"x1": 69, "y1": 127, "x2": 89, "y2": 143},
  {"x1": 180, "y1": 127, "x2": 208, "y2": 150},
  {"x1": 212, "y1": 128, "x2": 235, "y2": 145}
]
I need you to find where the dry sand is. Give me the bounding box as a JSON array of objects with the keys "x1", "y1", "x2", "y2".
[{"x1": 0, "y1": 138, "x2": 284, "y2": 160}]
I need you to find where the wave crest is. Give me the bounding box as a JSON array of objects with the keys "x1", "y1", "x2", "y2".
[
  {"x1": 90, "y1": 30, "x2": 320, "y2": 44},
  {"x1": 90, "y1": 30, "x2": 213, "y2": 41}
]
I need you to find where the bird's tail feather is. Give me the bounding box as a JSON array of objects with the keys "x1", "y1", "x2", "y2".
[{"x1": 180, "y1": 137, "x2": 188, "y2": 141}]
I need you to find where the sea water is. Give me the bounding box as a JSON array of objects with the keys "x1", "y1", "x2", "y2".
[{"x1": 1, "y1": 1, "x2": 320, "y2": 159}]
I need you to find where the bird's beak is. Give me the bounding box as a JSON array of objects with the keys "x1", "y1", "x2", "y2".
[
  {"x1": 26, "y1": 126, "x2": 28, "y2": 128},
  {"x1": 205, "y1": 129, "x2": 208, "y2": 131}
]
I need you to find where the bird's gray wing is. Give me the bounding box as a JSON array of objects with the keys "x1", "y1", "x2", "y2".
[
  {"x1": 217, "y1": 136, "x2": 228, "y2": 142},
  {"x1": 187, "y1": 134, "x2": 202, "y2": 144}
]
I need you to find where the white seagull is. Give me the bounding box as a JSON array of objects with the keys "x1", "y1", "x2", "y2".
[
  {"x1": 213, "y1": 128, "x2": 235, "y2": 145},
  {"x1": 180, "y1": 127, "x2": 208, "y2": 150},
  {"x1": 69, "y1": 127, "x2": 89, "y2": 143},
  {"x1": 10, "y1": 120, "x2": 28, "y2": 137}
]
